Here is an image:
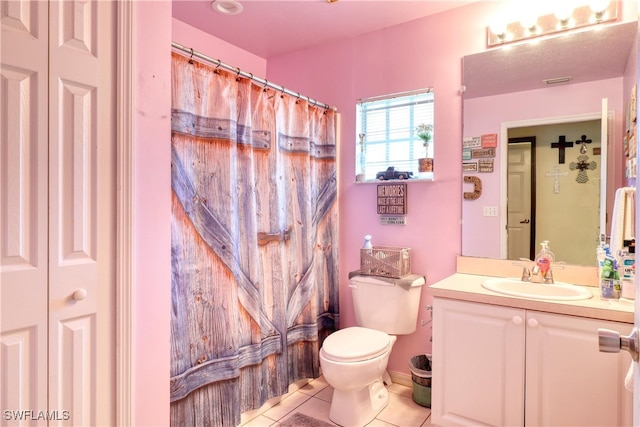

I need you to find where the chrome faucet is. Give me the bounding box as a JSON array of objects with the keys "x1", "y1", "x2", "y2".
[
  {"x1": 514, "y1": 258, "x2": 560, "y2": 284},
  {"x1": 513, "y1": 259, "x2": 532, "y2": 282}
]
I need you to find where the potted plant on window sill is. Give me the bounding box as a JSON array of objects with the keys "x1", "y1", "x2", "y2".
[{"x1": 416, "y1": 123, "x2": 433, "y2": 173}]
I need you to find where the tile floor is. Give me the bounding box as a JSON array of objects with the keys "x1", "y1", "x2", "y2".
[{"x1": 239, "y1": 376, "x2": 432, "y2": 427}]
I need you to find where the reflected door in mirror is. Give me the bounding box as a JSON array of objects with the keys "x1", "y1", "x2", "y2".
[{"x1": 508, "y1": 140, "x2": 533, "y2": 260}]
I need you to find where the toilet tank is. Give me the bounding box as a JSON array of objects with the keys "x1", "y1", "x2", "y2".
[{"x1": 349, "y1": 273, "x2": 425, "y2": 335}]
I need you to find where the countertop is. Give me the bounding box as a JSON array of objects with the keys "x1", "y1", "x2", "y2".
[{"x1": 430, "y1": 257, "x2": 634, "y2": 324}]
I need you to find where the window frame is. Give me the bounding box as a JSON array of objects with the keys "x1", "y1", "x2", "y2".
[{"x1": 356, "y1": 88, "x2": 435, "y2": 182}]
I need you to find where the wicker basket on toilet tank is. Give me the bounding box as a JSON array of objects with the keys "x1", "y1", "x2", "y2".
[{"x1": 360, "y1": 246, "x2": 411, "y2": 278}]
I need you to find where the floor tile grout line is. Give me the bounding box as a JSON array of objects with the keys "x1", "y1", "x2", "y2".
[{"x1": 240, "y1": 377, "x2": 430, "y2": 427}]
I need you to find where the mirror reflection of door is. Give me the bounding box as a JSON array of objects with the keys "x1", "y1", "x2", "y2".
[
  {"x1": 507, "y1": 120, "x2": 601, "y2": 265},
  {"x1": 507, "y1": 138, "x2": 534, "y2": 260}
]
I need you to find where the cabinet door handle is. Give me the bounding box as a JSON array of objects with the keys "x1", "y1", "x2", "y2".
[
  {"x1": 512, "y1": 316, "x2": 523, "y2": 325},
  {"x1": 528, "y1": 318, "x2": 539, "y2": 327}
]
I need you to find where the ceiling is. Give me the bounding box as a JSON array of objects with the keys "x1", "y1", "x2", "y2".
[
  {"x1": 173, "y1": 1, "x2": 638, "y2": 99},
  {"x1": 172, "y1": 0, "x2": 476, "y2": 58}
]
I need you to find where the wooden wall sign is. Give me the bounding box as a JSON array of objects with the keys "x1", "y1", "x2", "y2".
[
  {"x1": 463, "y1": 162, "x2": 478, "y2": 172},
  {"x1": 481, "y1": 133, "x2": 498, "y2": 148},
  {"x1": 471, "y1": 147, "x2": 496, "y2": 158},
  {"x1": 463, "y1": 136, "x2": 481, "y2": 148},
  {"x1": 478, "y1": 159, "x2": 494, "y2": 173},
  {"x1": 377, "y1": 183, "x2": 407, "y2": 215}
]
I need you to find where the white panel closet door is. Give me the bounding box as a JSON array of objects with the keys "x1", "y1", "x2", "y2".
[
  {"x1": 1, "y1": 0, "x2": 50, "y2": 418},
  {"x1": 1, "y1": 1, "x2": 116, "y2": 425},
  {"x1": 48, "y1": 1, "x2": 116, "y2": 425}
]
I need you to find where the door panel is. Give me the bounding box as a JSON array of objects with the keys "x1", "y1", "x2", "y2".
[
  {"x1": 507, "y1": 143, "x2": 532, "y2": 260},
  {"x1": 1, "y1": 1, "x2": 115, "y2": 425},
  {"x1": 0, "y1": 0, "x2": 49, "y2": 418},
  {"x1": 48, "y1": 1, "x2": 115, "y2": 425}
]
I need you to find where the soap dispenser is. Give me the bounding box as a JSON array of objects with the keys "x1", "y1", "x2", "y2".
[
  {"x1": 363, "y1": 234, "x2": 373, "y2": 250},
  {"x1": 534, "y1": 241, "x2": 554, "y2": 280}
]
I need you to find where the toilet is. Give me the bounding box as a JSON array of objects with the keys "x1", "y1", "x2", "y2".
[{"x1": 319, "y1": 273, "x2": 425, "y2": 427}]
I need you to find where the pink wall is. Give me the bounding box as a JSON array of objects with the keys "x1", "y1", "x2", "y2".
[
  {"x1": 265, "y1": 1, "x2": 637, "y2": 373},
  {"x1": 623, "y1": 15, "x2": 639, "y2": 189},
  {"x1": 172, "y1": 18, "x2": 266, "y2": 75},
  {"x1": 134, "y1": 2, "x2": 171, "y2": 425},
  {"x1": 137, "y1": 3, "x2": 638, "y2": 422},
  {"x1": 463, "y1": 78, "x2": 625, "y2": 259},
  {"x1": 265, "y1": 5, "x2": 494, "y2": 374}
]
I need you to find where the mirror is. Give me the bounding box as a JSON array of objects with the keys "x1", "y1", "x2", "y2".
[{"x1": 461, "y1": 21, "x2": 638, "y2": 266}]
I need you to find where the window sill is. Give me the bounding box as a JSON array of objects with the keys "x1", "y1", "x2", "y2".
[{"x1": 354, "y1": 172, "x2": 434, "y2": 184}]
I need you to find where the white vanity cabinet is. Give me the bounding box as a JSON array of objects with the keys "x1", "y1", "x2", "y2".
[{"x1": 432, "y1": 297, "x2": 633, "y2": 427}]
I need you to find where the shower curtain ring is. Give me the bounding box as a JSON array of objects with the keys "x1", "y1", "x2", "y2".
[
  {"x1": 280, "y1": 85, "x2": 286, "y2": 98},
  {"x1": 295, "y1": 92, "x2": 301, "y2": 103},
  {"x1": 262, "y1": 79, "x2": 269, "y2": 92},
  {"x1": 235, "y1": 67, "x2": 242, "y2": 81},
  {"x1": 214, "y1": 60, "x2": 221, "y2": 73},
  {"x1": 188, "y1": 48, "x2": 194, "y2": 64}
]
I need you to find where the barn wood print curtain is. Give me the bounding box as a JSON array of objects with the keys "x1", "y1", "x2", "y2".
[{"x1": 169, "y1": 52, "x2": 339, "y2": 426}]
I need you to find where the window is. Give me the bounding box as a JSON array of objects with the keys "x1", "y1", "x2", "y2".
[{"x1": 356, "y1": 88, "x2": 434, "y2": 181}]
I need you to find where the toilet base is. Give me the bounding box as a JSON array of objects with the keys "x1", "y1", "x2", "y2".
[{"x1": 328, "y1": 379, "x2": 389, "y2": 427}]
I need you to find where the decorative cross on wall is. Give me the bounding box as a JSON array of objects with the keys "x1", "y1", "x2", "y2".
[
  {"x1": 551, "y1": 135, "x2": 574, "y2": 164},
  {"x1": 570, "y1": 154, "x2": 597, "y2": 183},
  {"x1": 575, "y1": 134, "x2": 592, "y2": 154},
  {"x1": 546, "y1": 166, "x2": 568, "y2": 194}
]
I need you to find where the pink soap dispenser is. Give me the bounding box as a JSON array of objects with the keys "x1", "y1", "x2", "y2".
[{"x1": 534, "y1": 241, "x2": 555, "y2": 280}]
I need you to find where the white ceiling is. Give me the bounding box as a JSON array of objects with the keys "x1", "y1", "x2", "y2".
[
  {"x1": 172, "y1": 1, "x2": 637, "y2": 98},
  {"x1": 172, "y1": 0, "x2": 476, "y2": 58}
]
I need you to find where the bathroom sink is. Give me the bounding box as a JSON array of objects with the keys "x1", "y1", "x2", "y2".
[{"x1": 481, "y1": 278, "x2": 593, "y2": 301}]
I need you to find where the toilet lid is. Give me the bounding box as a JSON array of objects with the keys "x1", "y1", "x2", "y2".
[{"x1": 322, "y1": 327, "x2": 391, "y2": 362}]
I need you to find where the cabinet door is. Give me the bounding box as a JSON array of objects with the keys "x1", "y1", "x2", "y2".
[
  {"x1": 432, "y1": 298, "x2": 526, "y2": 427},
  {"x1": 525, "y1": 311, "x2": 633, "y2": 426}
]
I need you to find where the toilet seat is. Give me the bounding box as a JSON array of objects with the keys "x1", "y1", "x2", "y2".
[{"x1": 321, "y1": 326, "x2": 391, "y2": 362}]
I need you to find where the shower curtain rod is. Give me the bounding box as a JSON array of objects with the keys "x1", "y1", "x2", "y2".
[{"x1": 172, "y1": 42, "x2": 336, "y2": 111}]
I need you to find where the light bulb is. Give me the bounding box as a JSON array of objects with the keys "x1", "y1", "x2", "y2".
[
  {"x1": 589, "y1": 0, "x2": 610, "y2": 13},
  {"x1": 554, "y1": 3, "x2": 574, "y2": 22},
  {"x1": 520, "y1": 15, "x2": 538, "y2": 31},
  {"x1": 489, "y1": 20, "x2": 508, "y2": 37}
]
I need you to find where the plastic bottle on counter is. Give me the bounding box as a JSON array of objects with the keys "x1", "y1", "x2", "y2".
[
  {"x1": 600, "y1": 255, "x2": 621, "y2": 300},
  {"x1": 620, "y1": 239, "x2": 635, "y2": 300},
  {"x1": 534, "y1": 241, "x2": 554, "y2": 279}
]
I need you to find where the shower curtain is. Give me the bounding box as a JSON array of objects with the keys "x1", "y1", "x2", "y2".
[{"x1": 169, "y1": 52, "x2": 339, "y2": 426}]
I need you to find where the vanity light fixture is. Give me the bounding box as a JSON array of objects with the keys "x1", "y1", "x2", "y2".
[
  {"x1": 211, "y1": 0, "x2": 243, "y2": 16},
  {"x1": 487, "y1": 1, "x2": 617, "y2": 47}
]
